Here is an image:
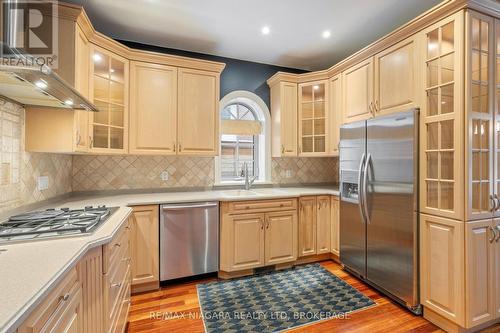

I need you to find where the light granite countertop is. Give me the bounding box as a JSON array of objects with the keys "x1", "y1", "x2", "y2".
[{"x1": 0, "y1": 186, "x2": 339, "y2": 333}]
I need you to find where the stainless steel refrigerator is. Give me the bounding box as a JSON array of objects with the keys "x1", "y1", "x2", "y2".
[{"x1": 339, "y1": 109, "x2": 420, "y2": 314}]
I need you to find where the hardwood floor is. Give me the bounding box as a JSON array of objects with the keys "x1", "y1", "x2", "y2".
[{"x1": 125, "y1": 260, "x2": 489, "y2": 333}]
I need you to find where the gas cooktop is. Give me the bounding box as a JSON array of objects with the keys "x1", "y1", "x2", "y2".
[{"x1": 0, "y1": 205, "x2": 118, "y2": 243}]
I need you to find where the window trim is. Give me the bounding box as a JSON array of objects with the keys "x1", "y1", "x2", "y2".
[{"x1": 215, "y1": 90, "x2": 272, "y2": 186}]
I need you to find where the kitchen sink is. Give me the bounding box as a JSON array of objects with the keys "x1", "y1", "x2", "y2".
[{"x1": 222, "y1": 190, "x2": 260, "y2": 197}]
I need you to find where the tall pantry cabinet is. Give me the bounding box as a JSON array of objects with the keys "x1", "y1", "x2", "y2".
[{"x1": 420, "y1": 9, "x2": 500, "y2": 331}]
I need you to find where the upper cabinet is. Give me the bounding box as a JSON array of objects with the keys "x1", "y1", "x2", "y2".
[
  {"x1": 328, "y1": 75, "x2": 341, "y2": 155},
  {"x1": 298, "y1": 81, "x2": 329, "y2": 156},
  {"x1": 270, "y1": 81, "x2": 298, "y2": 157},
  {"x1": 24, "y1": 4, "x2": 225, "y2": 156},
  {"x1": 342, "y1": 58, "x2": 374, "y2": 123},
  {"x1": 374, "y1": 36, "x2": 419, "y2": 116},
  {"x1": 177, "y1": 68, "x2": 220, "y2": 155},
  {"x1": 89, "y1": 45, "x2": 129, "y2": 154},
  {"x1": 129, "y1": 62, "x2": 177, "y2": 155},
  {"x1": 420, "y1": 12, "x2": 464, "y2": 221}
]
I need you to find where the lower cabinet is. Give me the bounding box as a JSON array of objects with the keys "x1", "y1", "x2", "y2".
[
  {"x1": 17, "y1": 218, "x2": 132, "y2": 333},
  {"x1": 220, "y1": 200, "x2": 298, "y2": 272},
  {"x1": 298, "y1": 196, "x2": 333, "y2": 257},
  {"x1": 330, "y1": 196, "x2": 340, "y2": 256},
  {"x1": 421, "y1": 214, "x2": 500, "y2": 331},
  {"x1": 420, "y1": 214, "x2": 465, "y2": 326},
  {"x1": 17, "y1": 267, "x2": 83, "y2": 333},
  {"x1": 129, "y1": 205, "x2": 159, "y2": 292},
  {"x1": 298, "y1": 197, "x2": 317, "y2": 257}
]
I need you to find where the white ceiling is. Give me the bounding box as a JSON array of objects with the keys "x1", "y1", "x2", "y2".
[{"x1": 65, "y1": 0, "x2": 442, "y2": 70}]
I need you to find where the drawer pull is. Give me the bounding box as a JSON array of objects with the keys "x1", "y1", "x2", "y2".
[
  {"x1": 122, "y1": 257, "x2": 131, "y2": 262},
  {"x1": 111, "y1": 282, "x2": 122, "y2": 288},
  {"x1": 114, "y1": 243, "x2": 121, "y2": 248},
  {"x1": 40, "y1": 292, "x2": 70, "y2": 332}
]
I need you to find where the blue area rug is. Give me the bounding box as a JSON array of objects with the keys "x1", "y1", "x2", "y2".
[{"x1": 197, "y1": 263, "x2": 375, "y2": 333}]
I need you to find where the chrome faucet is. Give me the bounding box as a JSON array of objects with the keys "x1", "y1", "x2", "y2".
[{"x1": 241, "y1": 162, "x2": 257, "y2": 190}]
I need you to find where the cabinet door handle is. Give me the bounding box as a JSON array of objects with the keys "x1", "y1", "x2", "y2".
[
  {"x1": 260, "y1": 219, "x2": 264, "y2": 230},
  {"x1": 89, "y1": 136, "x2": 93, "y2": 148},
  {"x1": 495, "y1": 194, "x2": 500, "y2": 211},
  {"x1": 111, "y1": 282, "x2": 122, "y2": 288},
  {"x1": 375, "y1": 100, "x2": 379, "y2": 112},
  {"x1": 489, "y1": 226, "x2": 496, "y2": 243},
  {"x1": 281, "y1": 145, "x2": 285, "y2": 154},
  {"x1": 496, "y1": 226, "x2": 500, "y2": 242},
  {"x1": 266, "y1": 217, "x2": 270, "y2": 229},
  {"x1": 75, "y1": 130, "x2": 81, "y2": 145},
  {"x1": 490, "y1": 195, "x2": 496, "y2": 212},
  {"x1": 173, "y1": 142, "x2": 177, "y2": 152}
]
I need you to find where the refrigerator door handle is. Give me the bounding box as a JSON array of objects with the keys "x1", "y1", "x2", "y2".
[
  {"x1": 357, "y1": 153, "x2": 366, "y2": 223},
  {"x1": 363, "y1": 153, "x2": 372, "y2": 224}
]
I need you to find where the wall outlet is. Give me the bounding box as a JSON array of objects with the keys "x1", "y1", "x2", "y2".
[
  {"x1": 160, "y1": 171, "x2": 169, "y2": 181},
  {"x1": 285, "y1": 170, "x2": 292, "y2": 178},
  {"x1": 37, "y1": 176, "x2": 49, "y2": 191}
]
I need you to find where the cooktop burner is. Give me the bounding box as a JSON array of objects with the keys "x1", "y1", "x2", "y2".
[{"x1": 0, "y1": 205, "x2": 118, "y2": 243}]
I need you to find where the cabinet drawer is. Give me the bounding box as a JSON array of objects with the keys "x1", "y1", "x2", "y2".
[
  {"x1": 110, "y1": 282, "x2": 131, "y2": 333},
  {"x1": 108, "y1": 265, "x2": 130, "y2": 333},
  {"x1": 18, "y1": 267, "x2": 80, "y2": 333},
  {"x1": 106, "y1": 245, "x2": 130, "y2": 322},
  {"x1": 104, "y1": 219, "x2": 130, "y2": 274},
  {"x1": 226, "y1": 198, "x2": 297, "y2": 214}
]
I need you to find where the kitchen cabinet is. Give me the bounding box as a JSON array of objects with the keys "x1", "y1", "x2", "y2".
[
  {"x1": 177, "y1": 68, "x2": 219, "y2": 155},
  {"x1": 80, "y1": 246, "x2": 104, "y2": 333},
  {"x1": 89, "y1": 45, "x2": 129, "y2": 154},
  {"x1": 342, "y1": 58, "x2": 374, "y2": 124},
  {"x1": 130, "y1": 205, "x2": 159, "y2": 293},
  {"x1": 465, "y1": 12, "x2": 496, "y2": 221},
  {"x1": 129, "y1": 62, "x2": 177, "y2": 155},
  {"x1": 298, "y1": 81, "x2": 329, "y2": 155},
  {"x1": 328, "y1": 75, "x2": 341, "y2": 155},
  {"x1": 264, "y1": 211, "x2": 298, "y2": 265},
  {"x1": 298, "y1": 196, "x2": 317, "y2": 257},
  {"x1": 25, "y1": 25, "x2": 91, "y2": 154},
  {"x1": 420, "y1": 12, "x2": 465, "y2": 221},
  {"x1": 330, "y1": 196, "x2": 340, "y2": 256},
  {"x1": 465, "y1": 219, "x2": 496, "y2": 328},
  {"x1": 420, "y1": 213, "x2": 465, "y2": 326},
  {"x1": 316, "y1": 196, "x2": 331, "y2": 254},
  {"x1": 374, "y1": 36, "x2": 419, "y2": 116},
  {"x1": 17, "y1": 267, "x2": 83, "y2": 333},
  {"x1": 270, "y1": 81, "x2": 298, "y2": 157},
  {"x1": 494, "y1": 218, "x2": 500, "y2": 318},
  {"x1": 220, "y1": 199, "x2": 298, "y2": 272},
  {"x1": 221, "y1": 213, "x2": 266, "y2": 271}
]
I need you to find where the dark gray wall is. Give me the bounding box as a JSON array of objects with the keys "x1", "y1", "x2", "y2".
[{"x1": 118, "y1": 40, "x2": 307, "y2": 108}]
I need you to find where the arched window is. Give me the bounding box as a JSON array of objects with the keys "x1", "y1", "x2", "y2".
[{"x1": 216, "y1": 91, "x2": 271, "y2": 184}]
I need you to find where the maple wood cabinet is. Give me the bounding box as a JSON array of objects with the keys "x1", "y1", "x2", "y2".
[
  {"x1": 25, "y1": 24, "x2": 91, "y2": 154},
  {"x1": 129, "y1": 205, "x2": 159, "y2": 293},
  {"x1": 328, "y1": 75, "x2": 341, "y2": 155},
  {"x1": 342, "y1": 58, "x2": 374, "y2": 124},
  {"x1": 17, "y1": 218, "x2": 131, "y2": 333},
  {"x1": 330, "y1": 196, "x2": 340, "y2": 256},
  {"x1": 129, "y1": 62, "x2": 177, "y2": 155},
  {"x1": 298, "y1": 81, "x2": 329, "y2": 155},
  {"x1": 220, "y1": 199, "x2": 298, "y2": 272},
  {"x1": 270, "y1": 81, "x2": 298, "y2": 157},
  {"x1": 177, "y1": 68, "x2": 220, "y2": 155},
  {"x1": 316, "y1": 196, "x2": 331, "y2": 254},
  {"x1": 298, "y1": 196, "x2": 332, "y2": 257}
]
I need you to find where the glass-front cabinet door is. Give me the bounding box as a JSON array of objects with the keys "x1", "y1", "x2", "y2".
[
  {"x1": 467, "y1": 12, "x2": 495, "y2": 220},
  {"x1": 89, "y1": 45, "x2": 129, "y2": 153},
  {"x1": 494, "y1": 18, "x2": 500, "y2": 218},
  {"x1": 420, "y1": 12, "x2": 464, "y2": 220},
  {"x1": 298, "y1": 81, "x2": 328, "y2": 156}
]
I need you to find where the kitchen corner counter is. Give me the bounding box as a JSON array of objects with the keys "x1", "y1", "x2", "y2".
[
  {"x1": 0, "y1": 206, "x2": 132, "y2": 333},
  {"x1": 0, "y1": 186, "x2": 338, "y2": 332}
]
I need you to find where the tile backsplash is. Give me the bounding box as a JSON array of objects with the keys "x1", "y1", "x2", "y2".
[
  {"x1": 72, "y1": 155, "x2": 338, "y2": 191},
  {"x1": 0, "y1": 99, "x2": 72, "y2": 214}
]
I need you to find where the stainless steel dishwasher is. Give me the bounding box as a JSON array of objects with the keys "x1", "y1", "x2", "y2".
[{"x1": 160, "y1": 202, "x2": 219, "y2": 281}]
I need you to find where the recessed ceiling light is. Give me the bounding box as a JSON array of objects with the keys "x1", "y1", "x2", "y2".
[
  {"x1": 35, "y1": 80, "x2": 47, "y2": 89},
  {"x1": 64, "y1": 99, "x2": 74, "y2": 106},
  {"x1": 322, "y1": 30, "x2": 331, "y2": 39},
  {"x1": 261, "y1": 26, "x2": 270, "y2": 35},
  {"x1": 313, "y1": 85, "x2": 320, "y2": 90}
]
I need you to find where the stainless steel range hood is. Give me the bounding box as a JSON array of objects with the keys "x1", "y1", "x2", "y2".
[{"x1": 0, "y1": 62, "x2": 98, "y2": 111}]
